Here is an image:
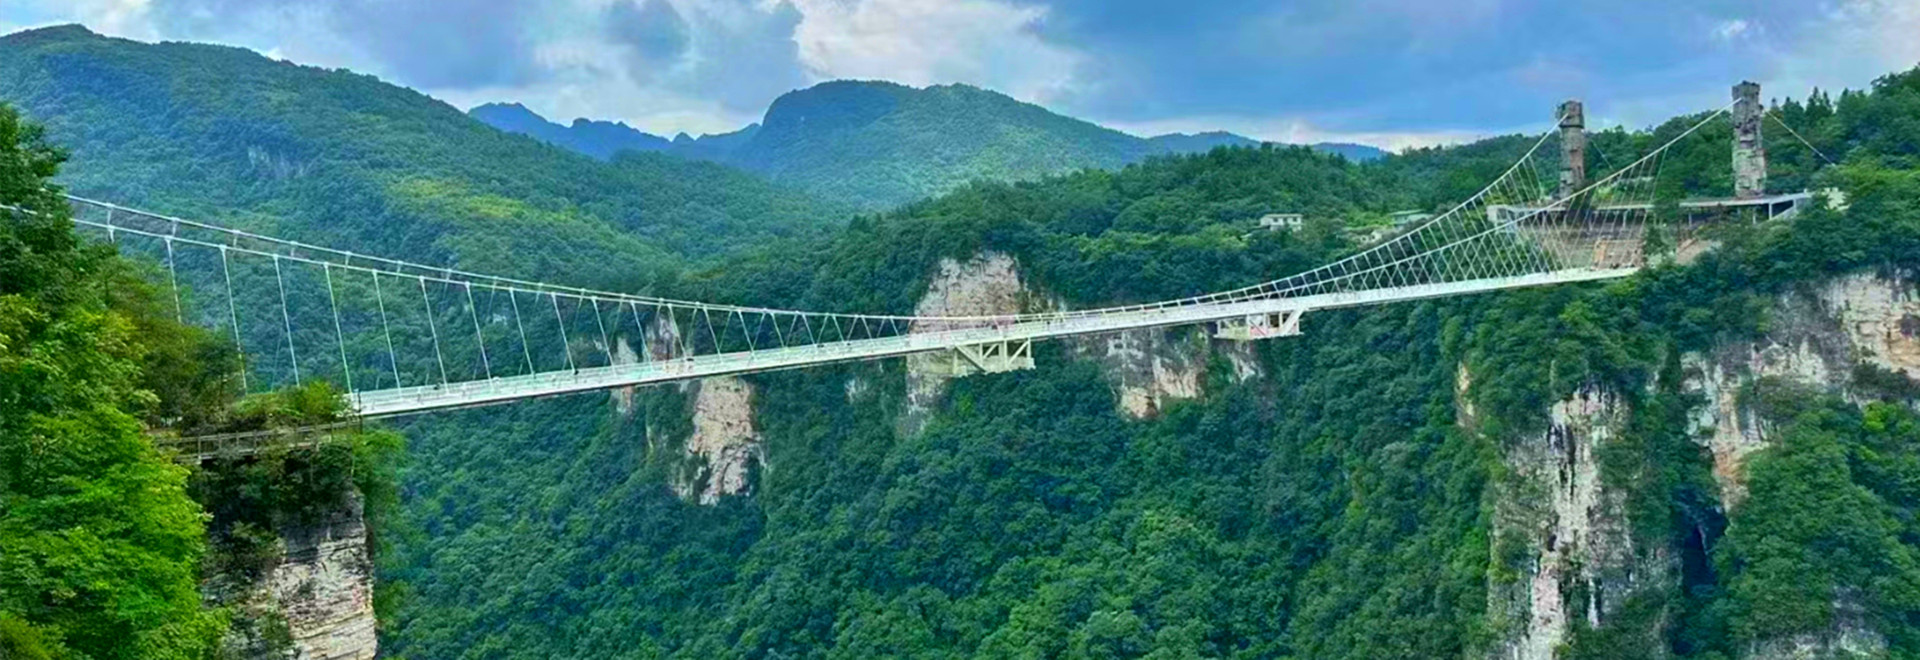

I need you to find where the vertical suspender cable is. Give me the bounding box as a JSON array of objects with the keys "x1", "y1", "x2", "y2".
[
  {"x1": 592, "y1": 298, "x2": 613, "y2": 366},
  {"x1": 324, "y1": 263, "x2": 353, "y2": 392},
  {"x1": 509, "y1": 288, "x2": 535, "y2": 374},
  {"x1": 629, "y1": 301, "x2": 649, "y2": 363},
  {"x1": 419, "y1": 277, "x2": 449, "y2": 385},
  {"x1": 738, "y1": 311, "x2": 757, "y2": 354},
  {"x1": 274, "y1": 255, "x2": 301, "y2": 385},
  {"x1": 219, "y1": 246, "x2": 248, "y2": 393},
  {"x1": 465, "y1": 283, "x2": 492, "y2": 379},
  {"x1": 551, "y1": 293, "x2": 576, "y2": 371},
  {"x1": 374, "y1": 272, "x2": 401, "y2": 388},
  {"x1": 702, "y1": 307, "x2": 721, "y2": 355},
  {"x1": 164, "y1": 236, "x2": 183, "y2": 323}
]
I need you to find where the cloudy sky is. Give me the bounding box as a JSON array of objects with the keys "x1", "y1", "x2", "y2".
[{"x1": 4, "y1": 0, "x2": 1916, "y2": 149}]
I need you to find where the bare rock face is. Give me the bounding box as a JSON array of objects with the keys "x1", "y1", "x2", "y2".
[
  {"x1": 219, "y1": 492, "x2": 378, "y2": 660},
  {"x1": 1679, "y1": 271, "x2": 1915, "y2": 658},
  {"x1": 1069, "y1": 328, "x2": 1221, "y2": 419},
  {"x1": 1821, "y1": 272, "x2": 1920, "y2": 378},
  {"x1": 902, "y1": 252, "x2": 1030, "y2": 436},
  {"x1": 1684, "y1": 271, "x2": 1918, "y2": 506},
  {"x1": 1072, "y1": 322, "x2": 1265, "y2": 419},
  {"x1": 1486, "y1": 381, "x2": 1662, "y2": 660},
  {"x1": 672, "y1": 377, "x2": 763, "y2": 505}
]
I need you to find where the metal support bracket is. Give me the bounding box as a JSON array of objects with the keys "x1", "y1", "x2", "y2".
[
  {"x1": 1214, "y1": 309, "x2": 1306, "y2": 341},
  {"x1": 950, "y1": 339, "x2": 1035, "y2": 376}
]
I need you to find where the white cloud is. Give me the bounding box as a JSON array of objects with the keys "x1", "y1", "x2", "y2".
[
  {"x1": 790, "y1": 0, "x2": 1082, "y2": 105},
  {"x1": 1744, "y1": 0, "x2": 1920, "y2": 101},
  {"x1": 1712, "y1": 18, "x2": 1751, "y2": 43}
]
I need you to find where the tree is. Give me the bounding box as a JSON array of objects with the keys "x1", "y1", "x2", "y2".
[{"x1": 0, "y1": 102, "x2": 224, "y2": 659}]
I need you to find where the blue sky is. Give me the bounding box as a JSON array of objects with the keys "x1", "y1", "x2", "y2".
[{"x1": 4, "y1": 0, "x2": 1916, "y2": 149}]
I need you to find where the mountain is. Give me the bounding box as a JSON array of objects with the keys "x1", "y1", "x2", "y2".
[
  {"x1": 1307, "y1": 141, "x2": 1390, "y2": 162},
  {"x1": 15, "y1": 20, "x2": 1919, "y2": 660},
  {"x1": 1144, "y1": 130, "x2": 1261, "y2": 153},
  {"x1": 469, "y1": 102, "x2": 674, "y2": 160},
  {"x1": 471, "y1": 81, "x2": 1389, "y2": 209},
  {"x1": 0, "y1": 25, "x2": 845, "y2": 286},
  {"x1": 384, "y1": 70, "x2": 1920, "y2": 660}
]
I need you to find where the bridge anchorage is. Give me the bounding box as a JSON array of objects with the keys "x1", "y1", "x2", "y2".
[{"x1": 4, "y1": 82, "x2": 1838, "y2": 460}]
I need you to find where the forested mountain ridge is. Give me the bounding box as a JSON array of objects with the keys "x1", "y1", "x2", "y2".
[
  {"x1": 468, "y1": 102, "x2": 676, "y2": 160},
  {"x1": 470, "y1": 80, "x2": 1390, "y2": 209},
  {"x1": 8, "y1": 19, "x2": 1920, "y2": 660},
  {"x1": 0, "y1": 24, "x2": 848, "y2": 288},
  {"x1": 385, "y1": 70, "x2": 1920, "y2": 659}
]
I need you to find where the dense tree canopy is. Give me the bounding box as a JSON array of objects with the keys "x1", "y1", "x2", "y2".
[
  {"x1": 8, "y1": 19, "x2": 1920, "y2": 658},
  {"x1": 0, "y1": 102, "x2": 223, "y2": 660}
]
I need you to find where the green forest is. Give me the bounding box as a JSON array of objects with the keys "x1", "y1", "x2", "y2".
[
  {"x1": 5, "y1": 20, "x2": 1920, "y2": 660},
  {"x1": 469, "y1": 80, "x2": 1388, "y2": 211}
]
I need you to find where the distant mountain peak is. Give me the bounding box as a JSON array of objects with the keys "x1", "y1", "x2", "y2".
[
  {"x1": 471, "y1": 78, "x2": 1388, "y2": 208},
  {"x1": 2, "y1": 23, "x2": 99, "y2": 44},
  {"x1": 468, "y1": 103, "x2": 670, "y2": 160}
]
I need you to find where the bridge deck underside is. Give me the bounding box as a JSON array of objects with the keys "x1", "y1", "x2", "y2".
[{"x1": 347, "y1": 268, "x2": 1635, "y2": 417}]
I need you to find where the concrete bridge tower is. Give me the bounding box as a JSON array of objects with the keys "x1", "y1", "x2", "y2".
[
  {"x1": 1557, "y1": 100, "x2": 1586, "y2": 199},
  {"x1": 1732, "y1": 81, "x2": 1767, "y2": 199}
]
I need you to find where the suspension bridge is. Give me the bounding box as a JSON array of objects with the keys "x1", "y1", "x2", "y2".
[{"x1": 8, "y1": 84, "x2": 1825, "y2": 456}]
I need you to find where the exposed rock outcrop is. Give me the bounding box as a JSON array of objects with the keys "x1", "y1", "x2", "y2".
[
  {"x1": 1068, "y1": 326, "x2": 1263, "y2": 420},
  {"x1": 1073, "y1": 329, "x2": 1205, "y2": 419},
  {"x1": 1678, "y1": 271, "x2": 1916, "y2": 658},
  {"x1": 213, "y1": 492, "x2": 378, "y2": 660},
  {"x1": 1684, "y1": 271, "x2": 1919, "y2": 505},
  {"x1": 269, "y1": 493, "x2": 379, "y2": 660},
  {"x1": 1485, "y1": 382, "x2": 1663, "y2": 660},
  {"x1": 902, "y1": 252, "x2": 1031, "y2": 435},
  {"x1": 671, "y1": 376, "x2": 763, "y2": 505}
]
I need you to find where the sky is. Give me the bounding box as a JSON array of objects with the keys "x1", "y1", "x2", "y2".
[{"x1": 3, "y1": 0, "x2": 1916, "y2": 150}]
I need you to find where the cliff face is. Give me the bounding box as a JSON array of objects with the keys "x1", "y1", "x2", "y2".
[
  {"x1": 214, "y1": 491, "x2": 378, "y2": 660},
  {"x1": 270, "y1": 493, "x2": 379, "y2": 660},
  {"x1": 1687, "y1": 272, "x2": 1920, "y2": 507},
  {"x1": 1484, "y1": 271, "x2": 1917, "y2": 659},
  {"x1": 1068, "y1": 326, "x2": 1262, "y2": 419},
  {"x1": 902, "y1": 252, "x2": 1031, "y2": 435},
  {"x1": 1681, "y1": 271, "x2": 1917, "y2": 659},
  {"x1": 671, "y1": 377, "x2": 764, "y2": 505},
  {"x1": 1482, "y1": 381, "x2": 1665, "y2": 659}
]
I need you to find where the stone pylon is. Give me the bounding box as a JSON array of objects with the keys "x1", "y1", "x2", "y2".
[
  {"x1": 1557, "y1": 99, "x2": 1586, "y2": 200},
  {"x1": 1732, "y1": 81, "x2": 1766, "y2": 199}
]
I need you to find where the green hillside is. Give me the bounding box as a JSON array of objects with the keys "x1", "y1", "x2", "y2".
[
  {"x1": 0, "y1": 25, "x2": 848, "y2": 287},
  {"x1": 472, "y1": 81, "x2": 1388, "y2": 210},
  {"x1": 8, "y1": 20, "x2": 1920, "y2": 660},
  {"x1": 380, "y1": 72, "x2": 1920, "y2": 659}
]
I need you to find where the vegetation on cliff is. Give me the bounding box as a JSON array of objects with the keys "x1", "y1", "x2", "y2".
[
  {"x1": 382, "y1": 70, "x2": 1920, "y2": 659},
  {"x1": 0, "y1": 102, "x2": 223, "y2": 660},
  {"x1": 9, "y1": 19, "x2": 1920, "y2": 657}
]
